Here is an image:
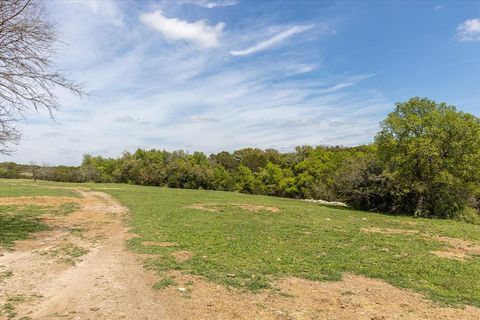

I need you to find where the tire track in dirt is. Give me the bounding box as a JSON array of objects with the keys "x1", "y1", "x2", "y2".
[{"x1": 0, "y1": 189, "x2": 167, "y2": 320}]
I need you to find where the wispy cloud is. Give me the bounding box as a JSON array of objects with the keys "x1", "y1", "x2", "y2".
[
  {"x1": 188, "y1": 0, "x2": 238, "y2": 8},
  {"x1": 317, "y1": 75, "x2": 375, "y2": 94},
  {"x1": 140, "y1": 10, "x2": 225, "y2": 48},
  {"x1": 230, "y1": 25, "x2": 313, "y2": 56},
  {"x1": 71, "y1": 0, "x2": 124, "y2": 26},
  {"x1": 9, "y1": 1, "x2": 392, "y2": 165},
  {"x1": 456, "y1": 18, "x2": 480, "y2": 41}
]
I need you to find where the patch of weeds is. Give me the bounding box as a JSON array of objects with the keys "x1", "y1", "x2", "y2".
[
  {"x1": 2, "y1": 302, "x2": 16, "y2": 318},
  {"x1": 256, "y1": 303, "x2": 267, "y2": 309},
  {"x1": 39, "y1": 243, "x2": 88, "y2": 265},
  {"x1": 0, "y1": 205, "x2": 49, "y2": 248},
  {"x1": 278, "y1": 291, "x2": 294, "y2": 298},
  {"x1": 0, "y1": 269, "x2": 13, "y2": 280},
  {"x1": 69, "y1": 225, "x2": 86, "y2": 238},
  {"x1": 272, "y1": 288, "x2": 294, "y2": 298},
  {"x1": 153, "y1": 277, "x2": 177, "y2": 290},
  {"x1": 50, "y1": 202, "x2": 80, "y2": 216},
  {"x1": 1, "y1": 295, "x2": 29, "y2": 319},
  {"x1": 7, "y1": 295, "x2": 28, "y2": 304},
  {"x1": 341, "y1": 290, "x2": 355, "y2": 296},
  {"x1": 246, "y1": 276, "x2": 272, "y2": 292}
]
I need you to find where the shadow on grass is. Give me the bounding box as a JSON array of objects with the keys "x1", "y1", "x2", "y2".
[{"x1": 0, "y1": 213, "x2": 49, "y2": 248}]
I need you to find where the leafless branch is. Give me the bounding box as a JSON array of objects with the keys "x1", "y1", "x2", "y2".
[{"x1": 0, "y1": 0, "x2": 83, "y2": 154}]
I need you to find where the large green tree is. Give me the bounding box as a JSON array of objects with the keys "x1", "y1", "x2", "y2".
[{"x1": 375, "y1": 97, "x2": 480, "y2": 221}]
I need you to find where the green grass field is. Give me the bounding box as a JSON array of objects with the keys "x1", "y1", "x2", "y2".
[
  {"x1": 0, "y1": 180, "x2": 80, "y2": 198},
  {"x1": 1, "y1": 180, "x2": 479, "y2": 307}
]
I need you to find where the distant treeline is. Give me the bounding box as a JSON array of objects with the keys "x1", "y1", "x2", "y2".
[{"x1": 1, "y1": 98, "x2": 479, "y2": 223}]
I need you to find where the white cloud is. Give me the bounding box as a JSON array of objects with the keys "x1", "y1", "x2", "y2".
[
  {"x1": 434, "y1": 5, "x2": 443, "y2": 11},
  {"x1": 139, "y1": 10, "x2": 225, "y2": 48},
  {"x1": 230, "y1": 25, "x2": 313, "y2": 56},
  {"x1": 188, "y1": 0, "x2": 238, "y2": 8},
  {"x1": 456, "y1": 18, "x2": 480, "y2": 42},
  {"x1": 6, "y1": 3, "x2": 392, "y2": 166}
]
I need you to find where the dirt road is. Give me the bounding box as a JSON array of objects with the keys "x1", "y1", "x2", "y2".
[
  {"x1": 1, "y1": 189, "x2": 479, "y2": 320},
  {"x1": 0, "y1": 190, "x2": 166, "y2": 319}
]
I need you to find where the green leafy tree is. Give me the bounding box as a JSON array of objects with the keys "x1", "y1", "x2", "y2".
[
  {"x1": 212, "y1": 166, "x2": 235, "y2": 191},
  {"x1": 375, "y1": 97, "x2": 480, "y2": 221},
  {"x1": 235, "y1": 165, "x2": 255, "y2": 193}
]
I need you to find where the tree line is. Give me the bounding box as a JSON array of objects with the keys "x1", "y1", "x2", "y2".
[{"x1": 1, "y1": 98, "x2": 479, "y2": 223}]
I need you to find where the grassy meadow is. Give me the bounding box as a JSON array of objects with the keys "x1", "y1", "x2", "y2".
[{"x1": 1, "y1": 179, "x2": 480, "y2": 307}]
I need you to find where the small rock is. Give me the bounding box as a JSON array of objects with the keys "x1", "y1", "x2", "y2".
[
  {"x1": 326, "y1": 218, "x2": 331, "y2": 221},
  {"x1": 227, "y1": 273, "x2": 236, "y2": 278},
  {"x1": 90, "y1": 307, "x2": 100, "y2": 312},
  {"x1": 177, "y1": 287, "x2": 187, "y2": 292}
]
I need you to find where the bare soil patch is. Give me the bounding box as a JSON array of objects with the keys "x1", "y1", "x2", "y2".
[
  {"x1": 172, "y1": 250, "x2": 193, "y2": 263},
  {"x1": 429, "y1": 236, "x2": 480, "y2": 261},
  {"x1": 188, "y1": 203, "x2": 220, "y2": 212},
  {"x1": 188, "y1": 202, "x2": 280, "y2": 213},
  {"x1": 362, "y1": 227, "x2": 480, "y2": 261},
  {"x1": 431, "y1": 250, "x2": 468, "y2": 261},
  {"x1": 153, "y1": 271, "x2": 480, "y2": 320},
  {"x1": 233, "y1": 203, "x2": 280, "y2": 213}
]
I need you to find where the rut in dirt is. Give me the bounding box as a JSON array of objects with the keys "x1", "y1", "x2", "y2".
[{"x1": 0, "y1": 189, "x2": 167, "y2": 320}]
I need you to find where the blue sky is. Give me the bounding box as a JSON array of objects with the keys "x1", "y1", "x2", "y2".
[{"x1": 6, "y1": 0, "x2": 480, "y2": 165}]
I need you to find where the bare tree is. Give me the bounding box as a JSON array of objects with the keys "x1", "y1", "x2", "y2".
[{"x1": 0, "y1": 0, "x2": 83, "y2": 154}]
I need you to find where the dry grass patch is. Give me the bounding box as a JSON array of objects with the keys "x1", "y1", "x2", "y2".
[
  {"x1": 142, "y1": 241, "x2": 178, "y2": 247},
  {"x1": 361, "y1": 227, "x2": 420, "y2": 235},
  {"x1": 152, "y1": 271, "x2": 480, "y2": 320},
  {"x1": 362, "y1": 227, "x2": 480, "y2": 261},
  {"x1": 233, "y1": 204, "x2": 279, "y2": 213},
  {"x1": 188, "y1": 203, "x2": 220, "y2": 212},
  {"x1": 188, "y1": 203, "x2": 279, "y2": 213},
  {"x1": 172, "y1": 250, "x2": 193, "y2": 263},
  {"x1": 429, "y1": 236, "x2": 480, "y2": 261},
  {"x1": 0, "y1": 196, "x2": 81, "y2": 207}
]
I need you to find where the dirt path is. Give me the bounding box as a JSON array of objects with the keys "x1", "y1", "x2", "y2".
[
  {"x1": 0, "y1": 190, "x2": 166, "y2": 319},
  {"x1": 1, "y1": 189, "x2": 479, "y2": 319}
]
